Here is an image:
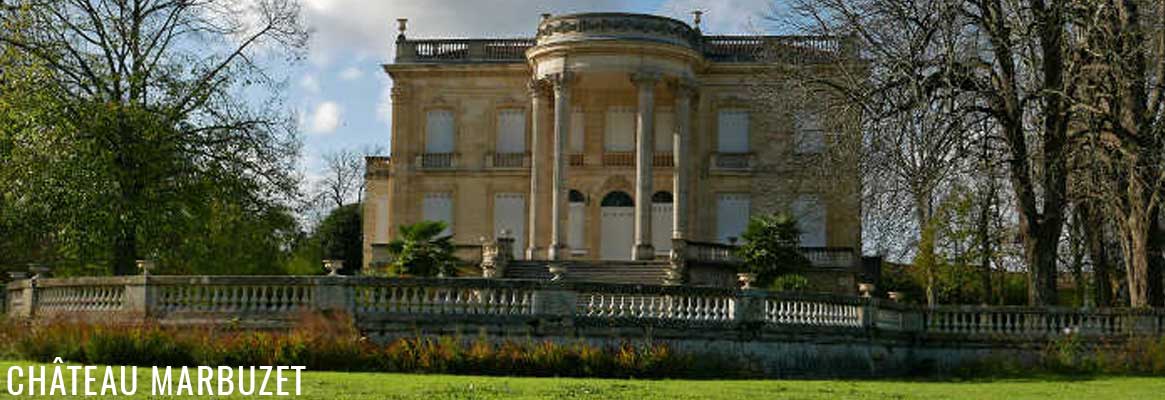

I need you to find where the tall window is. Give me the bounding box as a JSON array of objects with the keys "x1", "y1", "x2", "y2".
[
  {"x1": 422, "y1": 192, "x2": 454, "y2": 237},
  {"x1": 795, "y1": 111, "x2": 825, "y2": 154},
  {"x1": 604, "y1": 106, "x2": 635, "y2": 151},
  {"x1": 425, "y1": 110, "x2": 454, "y2": 153},
  {"x1": 717, "y1": 109, "x2": 749, "y2": 153},
  {"x1": 570, "y1": 108, "x2": 585, "y2": 153},
  {"x1": 493, "y1": 193, "x2": 526, "y2": 259},
  {"x1": 793, "y1": 194, "x2": 826, "y2": 247},
  {"x1": 716, "y1": 193, "x2": 751, "y2": 244},
  {"x1": 654, "y1": 109, "x2": 674, "y2": 152},
  {"x1": 373, "y1": 196, "x2": 389, "y2": 243},
  {"x1": 568, "y1": 190, "x2": 586, "y2": 254},
  {"x1": 651, "y1": 191, "x2": 674, "y2": 253},
  {"x1": 496, "y1": 108, "x2": 526, "y2": 153}
]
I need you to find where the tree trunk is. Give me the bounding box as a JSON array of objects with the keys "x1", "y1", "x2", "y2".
[
  {"x1": 977, "y1": 178, "x2": 996, "y2": 305},
  {"x1": 1148, "y1": 209, "x2": 1164, "y2": 307},
  {"x1": 1080, "y1": 203, "x2": 1112, "y2": 307}
]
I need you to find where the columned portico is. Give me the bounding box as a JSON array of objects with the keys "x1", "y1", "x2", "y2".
[{"x1": 631, "y1": 72, "x2": 659, "y2": 260}]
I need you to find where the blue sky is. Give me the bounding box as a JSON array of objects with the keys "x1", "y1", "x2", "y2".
[{"x1": 292, "y1": 0, "x2": 792, "y2": 178}]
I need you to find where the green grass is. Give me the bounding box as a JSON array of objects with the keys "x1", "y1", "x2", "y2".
[{"x1": 4, "y1": 361, "x2": 1165, "y2": 399}]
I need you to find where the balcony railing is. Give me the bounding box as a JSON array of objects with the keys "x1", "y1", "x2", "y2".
[
  {"x1": 801, "y1": 247, "x2": 859, "y2": 269},
  {"x1": 683, "y1": 240, "x2": 857, "y2": 269},
  {"x1": 568, "y1": 153, "x2": 585, "y2": 166},
  {"x1": 486, "y1": 152, "x2": 529, "y2": 169},
  {"x1": 365, "y1": 156, "x2": 392, "y2": 178},
  {"x1": 710, "y1": 152, "x2": 756, "y2": 172},
  {"x1": 416, "y1": 153, "x2": 458, "y2": 169},
  {"x1": 602, "y1": 152, "x2": 635, "y2": 167},
  {"x1": 653, "y1": 152, "x2": 674, "y2": 167}
]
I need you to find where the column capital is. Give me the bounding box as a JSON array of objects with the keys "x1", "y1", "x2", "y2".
[
  {"x1": 527, "y1": 79, "x2": 550, "y2": 99},
  {"x1": 630, "y1": 71, "x2": 661, "y2": 87},
  {"x1": 671, "y1": 78, "x2": 698, "y2": 99}
]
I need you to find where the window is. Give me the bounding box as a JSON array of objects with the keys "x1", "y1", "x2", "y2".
[
  {"x1": 373, "y1": 196, "x2": 389, "y2": 243},
  {"x1": 604, "y1": 106, "x2": 635, "y2": 151},
  {"x1": 716, "y1": 193, "x2": 751, "y2": 244},
  {"x1": 425, "y1": 110, "x2": 454, "y2": 153},
  {"x1": 654, "y1": 109, "x2": 674, "y2": 152},
  {"x1": 422, "y1": 192, "x2": 453, "y2": 237},
  {"x1": 651, "y1": 191, "x2": 674, "y2": 254},
  {"x1": 568, "y1": 190, "x2": 586, "y2": 253},
  {"x1": 570, "y1": 108, "x2": 585, "y2": 153},
  {"x1": 493, "y1": 193, "x2": 526, "y2": 259},
  {"x1": 717, "y1": 109, "x2": 749, "y2": 153},
  {"x1": 793, "y1": 194, "x2": 826, "y2": 247},
  {"x1": 795, "y1": 111, "x2": 825, "y2": 154},
  {"x1": 496, "y1": 108, "x2": 526, "y2": 153}
]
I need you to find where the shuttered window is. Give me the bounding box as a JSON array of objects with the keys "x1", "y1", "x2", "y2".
[
  {"x1": 716, "y1": 193, "x2": 751, "y2": 244},
  {"x1": 793, "y1": 194, "x2": 826, "y2": 247},
  {"x1": 654, "y1": 109, "x2": 674, "y2": 152},
  {"x1": 717, "y1": 109, "x2": 749, "y2": 153},
  {"x1": 570, "y1": 108, "x2": 585, "y2": 153},
  {"x1": 493, "y1": 193, "x2": 526, "y2": 259},
  {"x1": 496, "y1": 109, "x2": 526, "y2": 153},
  {"x1": 422, "y1": 192, "x2": 453, "y2": 237},
  {"x1": 604, "y1": 106, "x2": 636, "y2": 151},
  {"x1": 425, "y1": 110, "x2": 454, "y2": 153},
  {"x1": 795, "y1": 111, "x2": 825, "y2": 154}
]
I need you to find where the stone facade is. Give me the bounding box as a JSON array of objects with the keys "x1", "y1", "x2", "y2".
[{"x1": 364, "y1": 13, "x2": 863, "y2": 292}]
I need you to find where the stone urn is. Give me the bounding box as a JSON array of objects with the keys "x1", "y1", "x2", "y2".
[
  {"x1": 888, "y1": 291, "x2": 905, "y2": 302},
  {"x1": 136, "y1": 259, "x2": 156, "y2": 276},
  {"x1": 858, "y1": 282, "x2": 876, "y2": 298},
  {"x1": 737, "y1": 273, "x2": 757, "y2": 290},
  {"x1": 28, "y1": 265, "x2": 51, "y2": 279},
  {"x1": 7, "y1": 271, "x2": 28, "y2": 280},
  {"x1": 323, "y1": 259, "x2": 345, "y2": 276},
  {"x1": 547, "y1": 265, "x2": 568, "y2": 282}
]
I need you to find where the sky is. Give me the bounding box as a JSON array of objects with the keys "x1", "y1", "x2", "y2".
[{"x1": 292, "y1": 0, "x2": 794, "y2": 177}]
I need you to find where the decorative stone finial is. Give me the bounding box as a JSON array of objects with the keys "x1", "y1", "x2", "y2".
[
  {"x1": 136, "y1": 259, "x2": 156, "y2": 276},
  {"x1": 323, "y1": 259, "x2": 345, "y2": 276},
  {"x1": 28, "y1": 264, "x2": 50, "y2": 279},
  {"x1": 396, "y1": 18, "x2": 408, "y2": 41},
  {"x1": 541, "y1": 13, "x2": 551, "y2": 22},
  {"x1": 692, "y1": 10, "x2": 703, "y2": 31}
]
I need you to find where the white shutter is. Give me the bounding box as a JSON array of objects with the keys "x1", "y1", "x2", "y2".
[
  {"x1": 716, "y1": 193, "x2": 751, "y2": 244},
  {"x1": 651, "y1": 201, "x2": 673, "y2": 254},
  {"x1": 493, "y1": 193, "x2": 526, "y2": 259},
  {"x1": 425, "y1": 110, "x2": 454, "y2": 153},
  {"x1": 793, "y1": 194, "x2": 826, "y2": 247},
  {"x1": 496, "y1": 109, "x2": 526, "y2": 153},
  {"x1": 422, "y1": 192, "x2": 454, "y2": 237},
  {"x1": 654, "y1": 109, "x2": 674, "y2": 152},
  {"x1": 570, "y1": 108, "x2": 585, "y2": 153},
  {"x1": 374, "y1": 195, "x2": 389, "y2": 243},
  {"x1": 604, "y1": 107, "x2": 636, "y2": 151},
  {"x1": 795, "y1": 111, "x2": 825, "y2": 154},
  {"x1": 717, "y1": 110, "x2": 749, "y2": 153},
  {"x1": 568, "y1": 201, "x2": 586, "y2": 252}
]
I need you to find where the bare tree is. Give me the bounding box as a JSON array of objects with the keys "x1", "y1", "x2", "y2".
[{"x1": 312, "y1": 144, "x2": 385, "y2": 211}]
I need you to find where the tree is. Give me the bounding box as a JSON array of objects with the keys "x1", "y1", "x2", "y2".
[
  {"x1": 385, "y1": 221, "x2": 456, "y2": 277},
  {"x1": 0, "y1": 0, "x2": 307, "y2": 274},
  {"x1": 315, "y1": 204, "x2": 362, "y2": 275},
  {"x1": 312, "y1": 145, "x2": 385, "y2": 212},
  {"x1": 737, "y1": 213, "x2": 811, "y2": 286}
]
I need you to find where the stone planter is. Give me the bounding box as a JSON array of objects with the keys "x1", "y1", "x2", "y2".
[
  {"x1": 737, "y1": 273, "x2": 757, "y2": 290},
  {"x1": 858, "y1": 282, "x2": 875, "y2": 298}
]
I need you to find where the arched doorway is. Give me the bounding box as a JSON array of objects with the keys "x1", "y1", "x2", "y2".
[
  {"x1": 651, "y1": 191, "x2": 673, "y2": 255},
  {"x1": 600, "y1": 191, "x2": 634, "y2": 260}
]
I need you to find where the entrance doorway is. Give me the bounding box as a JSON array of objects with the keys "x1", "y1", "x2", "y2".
[{"x1": 599, "y1": 191, "x2": 634, "y2": 260}]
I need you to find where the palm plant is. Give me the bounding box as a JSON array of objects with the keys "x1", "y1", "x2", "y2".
[
  {"x1": 736, "y1": 212, "x2": 811, "y2": 286},
  {"x1": 385, "y1": 221, "x2": 456, "y2": 277}
]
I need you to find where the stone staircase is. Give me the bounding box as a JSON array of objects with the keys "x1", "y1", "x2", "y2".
[{"x1": 503, "y1": 261, "x2": 672, "y2": 285}]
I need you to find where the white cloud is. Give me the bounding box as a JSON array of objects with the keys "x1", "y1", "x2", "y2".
[
  {"x1": 376, "y1": 79, "x2": 392, "y2": 127},
  {"x1": 299, "y1": 74, "x2": 321, "y2": 93},
  {"x1": 339, "y1": 66, "x2": 364, "y2": 81},
  {"x1": 656, "y1": 0, "x2": 789, "y2": 35},
  {"x1": 308, "y1": 101, "x2": 342, "y2": 134}
]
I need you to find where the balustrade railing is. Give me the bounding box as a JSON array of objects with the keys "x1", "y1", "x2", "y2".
[
  {"x1": 685, "y1": 240, "x2": 743, "y2": 266},
  {"x1": 653, "y1": 152, "x2": 674, "y2": 168},
  {"x1": 416, "y1": 153, "x2": 457, "y2": 169},
  {"x1": 568, "y1": 153, "x2": 585, "y2": 166},
  {"x1": 710, "y1": 152, "x2": 755, "y2": 172},
  {"x1": 487, "y1": 152, "x2": 528, "y2": 169},
  {"x1": 8, "y1": 276, "x2": 1165, "y2": 340},
  {"x1": 602, "y1": 152, "x2": 635, "y2": 166}
]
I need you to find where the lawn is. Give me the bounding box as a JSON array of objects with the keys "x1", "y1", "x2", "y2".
[{"x1": 3, "y1": 361, "x2": 1165, "y2": 399}]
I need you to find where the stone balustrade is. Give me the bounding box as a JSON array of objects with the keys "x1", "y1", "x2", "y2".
[{"x1": 10, "y1": 275, "x2": 1165, "y2": 342}]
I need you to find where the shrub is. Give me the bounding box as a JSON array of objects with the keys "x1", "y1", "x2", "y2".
[
  {"x1": 736, "y1": 213, "x2": 810, "y2": 286},
  {"x1": 769, "y1": 274, "x2": 811, "y2": 292}
]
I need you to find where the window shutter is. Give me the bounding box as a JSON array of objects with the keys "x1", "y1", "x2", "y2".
[
  {"x1": 422, "y1": 192, "x2": 454, "y2": 237},
  {"x1": 717, "y1": 110, "x2": 749, "y2": 153},
  {"x1": 496, "y1": 109, "x2": 526, "y2": 153},
  {"x1": 425, "y1": 110, "x2": 454, "y2": 153},
  {"x1": 604, "y1": 107, "x2": 636, "y2": 151},
  {"x1": 716, "y1": 193, "x2": 751, "y2": 244},
  {"x1": 654, "y1": 110, "x2": 674, "y2": 152},
  {"x1": 793, "y1": 195, "x2": 826, "y2": 247},
  {"x1": 795, "y1": 111, "x2": 825, "y2": 154}
]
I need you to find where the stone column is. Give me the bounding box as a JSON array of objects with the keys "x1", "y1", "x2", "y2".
[
  {"x1": 548, "y1": 72, "x2": 572, "y2": 260},
  {"x1": 526, "y1": 79, "x2": 547, "y2": 259},
  {"x1": 631, "y1": 72, "x2": 659, "y2": 260},
  {"x1": 672, "y1": 79, "x2": 695, "y2": 240}
]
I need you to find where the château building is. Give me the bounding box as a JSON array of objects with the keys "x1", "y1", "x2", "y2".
[{"x1": 364, "y1": 12, "x2": 866, "y2": 292}]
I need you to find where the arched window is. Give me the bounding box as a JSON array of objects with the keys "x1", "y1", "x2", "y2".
[
  {"x1": 651, "y1": 191, "x2": 673, "y2": 203},
  {"x1": 600, "y1": 191, "x2": 634, "y2": 207},
  {"x1": 569, "y1": 189, "x2": 586, "y2": 203}
]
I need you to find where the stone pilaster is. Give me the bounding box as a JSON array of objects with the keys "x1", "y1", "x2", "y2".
[
  {"x1": 631, "y1": 71, "x2": 659, "y2": 260},
  {"x1": 548, "y1": 72, "x2": 572, "y2": 260}
]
